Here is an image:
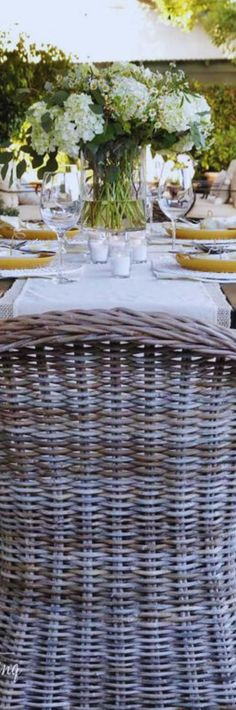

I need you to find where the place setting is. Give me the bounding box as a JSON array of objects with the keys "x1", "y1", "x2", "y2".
[
  {"x1": 0, "y1": 167, "x2": 87, "y2": 281},
  {"x1": 145, "y1": 160, "x2": 236, "y2": 283}
]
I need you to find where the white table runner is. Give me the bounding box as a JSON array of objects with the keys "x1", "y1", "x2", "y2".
[{"x1": 10, "y1": 260, "x2": 231, "y2": 328}]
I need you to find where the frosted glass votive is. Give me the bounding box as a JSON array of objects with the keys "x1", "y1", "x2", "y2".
[
  {"x1": 131, "y1": 234, "x2": 147, "y2": 263},
  {"x1": 111, "y1": 251, "x2": 131, "y2": 278},
  {"x1": 89, "y1": 238, "x2": 109, "y2": 264}
]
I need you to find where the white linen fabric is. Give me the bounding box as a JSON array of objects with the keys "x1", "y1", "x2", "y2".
[
  {"x1": 12, "y1": 259, "x2": 231, "y2": 328},
  {"x1": 0, "y1": 280, "x2": 24, "y2": 320}
]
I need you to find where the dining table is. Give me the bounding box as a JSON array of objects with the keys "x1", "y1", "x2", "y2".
[{"x1": 0, "y1": 226, "x2": 235, "y2": 328}]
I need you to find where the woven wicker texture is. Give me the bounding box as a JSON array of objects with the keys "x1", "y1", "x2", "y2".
[{"x1": 0, "y1": 309, "x2": 236, "y2": 709}]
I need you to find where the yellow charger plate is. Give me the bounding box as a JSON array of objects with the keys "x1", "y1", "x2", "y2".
[
  {"x1": 167, "y1": 225, "x2": 236, "y2": 240},
  {"x1": 176, "y1": 251, "x2": 236, "y2": 273},
  {"x1": 16, "y1": 227, "x2": 79, "y2": 241},
  {"x1": 0, "y1": 251, "x2": 55, "y2": 270}
]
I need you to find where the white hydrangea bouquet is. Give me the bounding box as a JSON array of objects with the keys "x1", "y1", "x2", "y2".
[{"x1": 6, "y1": 62, "x2": 212, "y2": 230}]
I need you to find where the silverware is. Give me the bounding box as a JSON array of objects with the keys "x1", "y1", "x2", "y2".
[
  {"x1": 178, "y1": 217, "x2": 199, "y2": 225},
  {"x1": 192, "y1": 242, "x2": 236, "y2": 255},
  {"x1": 0, "y1": 241, "x2": 56, "y2": 257},
  {"x1": 0, "y1": 240, "x2": 28, "y2": 251},
  {"x1": 0, "y1": 272, "x2": 82, "y2": 282}
]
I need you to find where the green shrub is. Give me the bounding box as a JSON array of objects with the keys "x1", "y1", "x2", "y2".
[
  {"x1": 191, "y1": 83, "x2": 236, "y2": 174},
  {"x1": 195, "y1": 126, "x2": 236, "y2": 173},
  {"x1": 0, "y1": 32, "x2": 74, "y2": 145}
]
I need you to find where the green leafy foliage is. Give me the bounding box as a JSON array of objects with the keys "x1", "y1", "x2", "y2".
[
  {"x1": 41, "y1": 112, "x2": 54, "y2": 133},
  {"x1": 191, "y1": 83, "x2": 236, "y2": 173},
  {"x1": 140, "y1": 0, "x2": 236, "y2": 59},
  {"x1": 16, "y1": 159, "x2": 27, "y2": 179},
  {"x1": 37, "y1": 154, "x2": 59, "y2": 179},
  {"x1": 1, "y1": 163, "x2": 10, "y2": 181},
  {"x1": 0, "y1": 31, "x2": 74, "y2": 145},
  {"x1": 46, "y1": 90, "x2": 69, "y2": 107}
]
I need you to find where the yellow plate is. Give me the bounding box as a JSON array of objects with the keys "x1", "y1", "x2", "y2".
[
  {"x1": 15, "y1": 227, "x2": 79, "y2": 241},
  {"x1": 176, "y1": 251, "x2": 236, "y2": 273},
  {"x1": 167, "y1": 226, "x2": 236, "y2": 240},
  {"x1": 0, "y1": 251, "x2": 55, "y2": 270}
]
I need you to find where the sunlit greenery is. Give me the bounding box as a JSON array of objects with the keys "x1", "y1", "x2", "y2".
[
  {"x1": 191, "y1": 83, "x2": 236, "y2": 173},
  {"x1": 0, "y1": 32, "x2": 74, "y2": 145},
  {"x1": 140, "y1": 0, "x2": 236, "y2": 58}
]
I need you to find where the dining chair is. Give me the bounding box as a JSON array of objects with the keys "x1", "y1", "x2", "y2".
[{"x1": 0, "y1": 308, "x2": 236, "y2": 709}]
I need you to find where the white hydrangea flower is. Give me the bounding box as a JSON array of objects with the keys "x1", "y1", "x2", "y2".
[
  {"x1": 191, "y1": 94, "x2": 212, "y2": 137},
  {"x1": 28, "y1": 101, "x2": 47, "y2": 120},
  {"x1": 28, "y1": 101, "x2": 59, "y2": 155},
  {"x1": 53, "y1": 116, "x2": 81, "y2": 158},
  {"x1": 158, "y1": 92, "x2": 211, "y2": 136},
  {"x1": 27, "y1": 94, "x2": 105, "y2": 158},
  {"x1": 59, "y1": 94, "x2": 104, "y2": 146},
  {"x1": 109, "y1": 76, "x2": 150, "y2": 122},
  {"x1": 30, "y1": 126, "x2": 54, "y2": 155}
]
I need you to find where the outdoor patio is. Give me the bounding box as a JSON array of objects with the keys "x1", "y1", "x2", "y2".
[{"x1": 0, "y1": 1, "x2": 236, "y2": 708}]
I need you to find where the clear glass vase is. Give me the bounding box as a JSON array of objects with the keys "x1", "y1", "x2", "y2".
[{"x1": 81, "y1": 147, "x2": 146, "y2": 233}]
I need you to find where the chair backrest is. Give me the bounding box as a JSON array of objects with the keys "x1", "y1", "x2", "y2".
[{"x1": 1, "y1": 309, "x2": 236, "y2": 710}]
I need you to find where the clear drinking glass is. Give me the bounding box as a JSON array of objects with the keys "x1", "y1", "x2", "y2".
[
  {"x1": 40, "y1": 166, "x2": 81, "y2": 283},
  {"x1": 157, "y1": 159, "x2": 194, "y2": 250}
]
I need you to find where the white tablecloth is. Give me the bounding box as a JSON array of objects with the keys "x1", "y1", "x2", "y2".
[{"x1": 11, "y1": 259, "x2": 231, "y2": 328}]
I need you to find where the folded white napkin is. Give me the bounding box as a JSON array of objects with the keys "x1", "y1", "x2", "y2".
[
  {"x1": 201, "y1": 216, "x2": 236, "y2": 230},
  {"x1": 177, "y1": 217, "x2": 236, "y2": 231}
]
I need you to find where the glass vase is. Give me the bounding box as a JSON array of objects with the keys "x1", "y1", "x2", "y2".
[{"x1": 81, "y1": 147, "x2": 146, "y2": 233}]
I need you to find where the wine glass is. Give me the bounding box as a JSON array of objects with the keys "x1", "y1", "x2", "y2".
[
  {"x1": 157, "y1": 158, "x2": 194, "y2": 250},
  {"x1": 40, "y1": 166, "x2": 81, "y2": 283}
]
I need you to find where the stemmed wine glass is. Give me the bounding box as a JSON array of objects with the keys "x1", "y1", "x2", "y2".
[
  {"x1": 40, "y1": 166, "x2": 81, "y2": 283},
  {"x1": 157, "y1": 158, "x2": 194, "y2": 250}
]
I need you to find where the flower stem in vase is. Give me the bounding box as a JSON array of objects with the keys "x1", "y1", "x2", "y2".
[{"x1": 82, "y1": 148, "x2": 146, "y2": 232}]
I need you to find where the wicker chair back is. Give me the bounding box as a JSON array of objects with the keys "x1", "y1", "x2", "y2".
[{"x1": 0, "y1": 309, "x2": 236, "y2": 709}]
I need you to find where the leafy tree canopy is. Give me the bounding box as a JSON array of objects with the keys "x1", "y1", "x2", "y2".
[{"x1": 140, "y1": 0, "x2": 236, "y2": 59}]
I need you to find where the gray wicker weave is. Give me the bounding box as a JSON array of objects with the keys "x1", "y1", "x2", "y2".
[{"x1": 0, "y1": 308, "x2": 236, "y2": 709}]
